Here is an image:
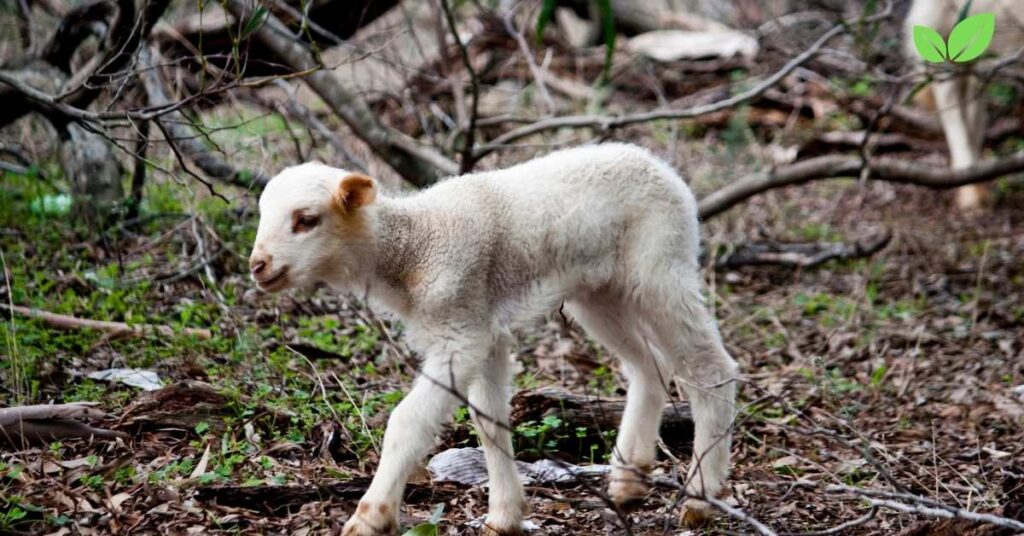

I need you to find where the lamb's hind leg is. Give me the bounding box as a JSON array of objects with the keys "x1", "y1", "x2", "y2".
[
  {"x1": 567, "y1": 295, "x2": 674, "y2": 507},
  {"x1": 644, "y1": 281, "x2": 739, "y2": 528},
  {"x1": 935, "y1": 76, "x2": 988, "y2": 210},
  {"x1": 468, "y1": 335, "x2": 524, "y2": 535}
]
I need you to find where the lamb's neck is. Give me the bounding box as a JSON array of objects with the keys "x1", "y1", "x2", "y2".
[{"x1": 360, "y1": 198, "x2": 422, "y2": 314}]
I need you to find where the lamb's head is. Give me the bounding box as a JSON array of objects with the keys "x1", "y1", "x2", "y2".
[{"x1": 249, "y1": 162, "x2": 378, "y2": 293}]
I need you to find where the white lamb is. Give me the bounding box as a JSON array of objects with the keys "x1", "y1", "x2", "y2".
[{"x1": 249, "y1": 143, "x2": 739, "y2": 535}]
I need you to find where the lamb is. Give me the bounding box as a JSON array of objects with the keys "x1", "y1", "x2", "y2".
[
  {"x1": 248, "y1": 143, "x2": 740, "y2": 535},
  {"x1": 904, "y1": 0, "x2": 1024, "y2": 210}
]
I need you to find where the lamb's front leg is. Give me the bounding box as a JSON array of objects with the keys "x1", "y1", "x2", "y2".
[
  {"x1": 342, "y1": 333, "x2": 484, "y2": 536},
  {"x1": 468, "y1": 337, "x2": 524, "y2": 535}
]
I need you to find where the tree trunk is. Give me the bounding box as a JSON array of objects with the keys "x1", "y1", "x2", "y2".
[{"x1": 59, "y1": 123, "x2": 124, "y2": 221}]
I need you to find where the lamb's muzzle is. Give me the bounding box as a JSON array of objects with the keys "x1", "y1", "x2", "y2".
[{"x1": 250, "y1": 144, "x2": 740, "y2": 534}]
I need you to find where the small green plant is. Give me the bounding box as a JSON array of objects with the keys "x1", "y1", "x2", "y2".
[
  {"x1": 588, "y1": 365, "x2": 617, "y2": 395},
  {"x1": 869, "y1": 364, "x2": 888, "y2": 390},
  {"x1": 0, "y1": 504, "x2": 27, "y2": 531},
  {"x1": 81, "y1": 474, "x2": 105, "y2": 490},
  {"x1": 515, "y1": 414, "x2": 565, "y2": 455},
  {"x1": 402, "y1": 503, "x2": 445, "y2": 536}
]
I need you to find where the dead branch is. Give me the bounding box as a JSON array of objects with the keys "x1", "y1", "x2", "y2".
[
  {"x1": 821, "y1": 483, "x2": 1024, "y2": 532},
  {"x1": 780, "y1": 507, "x2": 879, "y2": 536},
  {"x1": 0, "y1": 0, "x2": 170, "y2": 130},
  {"x1": 713, "y1": 232, "x2": 892, "y2": 270},
  {"x1": 42, "y1": 0, "x2": 116, "y2": 73},
  {"x1": 0, "y1": 68, "x2": 205, "y2": 126},
  {"x1": 195, "y1": 477, "x2": 456, "y2": 516},
  {"x1": 138, "y1": 48, "x2": 268, "y2": 189},
  {"x1": 698, "y1": 151, "x2": 1024, "y2": 219},
  {"x1": 441, "y1": 0, "x2": 481, "y2": 173},
  {"x1": 2, "y1": 304, "x2": 212, "y2": 339},
  {"x1": 224, "y1": 0, "x2": 458, "y2": 186},
  {"x1": 704, "y1": 494, "x2": 779, "y2": 536},
  {"x1": 0, "y1": 403, "x2": 127, "y2": 448},
  {"x1": 503, "y1": 4, "x2": 556, "y2": 115},
  {"x1": 268, "y1": 79, "x2": 368, "y2": 174},
  {"x1": 61, "y1": 0, "x2": 171, "y2": 108},
  {"x1": 472, "y1": 22, "x2": 849, "y2": 158}
]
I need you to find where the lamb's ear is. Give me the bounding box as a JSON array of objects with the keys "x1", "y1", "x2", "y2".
[{"x1": 333, "y1": 173, "x2": 377, "y2": 213}]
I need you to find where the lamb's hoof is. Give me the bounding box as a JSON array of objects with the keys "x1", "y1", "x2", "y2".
[
  {"x1": 342, "y1": 502, "x2": 398, "y2": 536},
  {"x1": 480, "y1": 522, "x2": 525, "y2": 536},
  {"x1": 955, "y1": 185, "x2": 989, "y2": 213},
  {"x1": 479, "y1": 511, "x2": 526, "y2": 535},
  {"x1": 608, "y1": 467, "x2": 650, "y2": 509},
  {"x1": 679, "y1": 498, "x2": 715, "y2": 528}
]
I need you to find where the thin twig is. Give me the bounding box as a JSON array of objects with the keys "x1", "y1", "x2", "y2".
[
  {"x1": 503, "y1": 2, "x2": 556, "y2": 115},
  {"x1": 440, "y1": 0, "x2": 480, "y2": 173},
  {"x1": 1, "y1": 304, "x2": 212, "y2": 339},
  {"x1": 472, "y1": 22, "x2": 850, "y2": 158}
]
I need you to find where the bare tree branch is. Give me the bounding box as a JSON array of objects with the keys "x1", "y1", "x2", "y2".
[
  {"x1": 440, "y1": 0, "x2": 480, "y2": 173},
  {"x1": 822, "y1": 483, "x2": 1024, "y2": 532},
  {"x1": 223, "y1": 0, "x2": 458, "y2": 186},
  {"x1": 0, "y1": 403, "x2": 127, "y2": 448},
  {"x1": 138, "y1": 48, "x2": 268, "y2": 189},
  {"x1": 472, "y1": 22, "x2": 849, "y2": 158},
  {"x1": 698, "y1": 151, "x2": 1024, "y2": 219},
  {"x1": 42, "y1": 0, "x2": 115, "y2": 73},
  {"x1": 267, "y1": 79, "x2": 369, "y2": 173},
  {"x1": 61, "y1": 0, "x2": 171, "y2": 108}
]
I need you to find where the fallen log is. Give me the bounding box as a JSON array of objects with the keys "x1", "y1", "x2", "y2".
[
  {"x1": 509, "y1": 387, "x2": 693, "y2": 462},
  {"x1": 195, "y1": 478, "x2": 458, "y2": 516},
  {"x1": 713, "y1": 231, "x2": 892, "y2": 270},
  {"x1": 0, "y1": 403, "x2": 126, "y2": 449},
  {"x1": 117, "y1": 380, "x2": 291, "y2": 432}
]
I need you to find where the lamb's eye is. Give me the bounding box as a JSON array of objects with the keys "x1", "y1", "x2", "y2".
[{"x1": 293, "y1": 214, "x2": 320, "y2": 233}]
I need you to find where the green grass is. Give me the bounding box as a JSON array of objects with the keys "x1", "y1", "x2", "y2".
[{"x1": 0, "y1": 164, "x2": 406, "y2": 507}]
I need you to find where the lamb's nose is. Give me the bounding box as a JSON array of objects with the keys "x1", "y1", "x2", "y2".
[{"x1": 249, "y1": 257, "x2": 267, "y2": 276}]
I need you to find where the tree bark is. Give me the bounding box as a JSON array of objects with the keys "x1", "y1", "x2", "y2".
[{"x1": 59, "y1": 123, "x2": 125, "y2": 220}]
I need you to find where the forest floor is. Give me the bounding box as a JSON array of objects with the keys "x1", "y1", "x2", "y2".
[{"x1": 2, "y1": 156, "x2": 1022, "y2": 535}]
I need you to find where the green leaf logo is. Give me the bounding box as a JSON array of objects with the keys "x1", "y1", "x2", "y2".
[
  {"x1": 912, "y1": 12, "x2": 995, "y2": 64},
  {"x1": 948, "y1": 13, "x2": 995, "y2": 62},
  {"x1": 913, "y1": 25, "x2": 948, "y2": 63}
]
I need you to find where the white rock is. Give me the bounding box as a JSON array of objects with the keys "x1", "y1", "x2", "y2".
[
  {"x1": 87, "y1": 368, "x2": 163, "y2": 391},
  {"x1": 629, "y1": 30, "x2": 759, "y2": 62},
  {"x1": 555, "y1": 7, "x2": 596, "y2": 48},
  {"x1": 427, "y1": 447, "x2": 611, "y2": 486}
]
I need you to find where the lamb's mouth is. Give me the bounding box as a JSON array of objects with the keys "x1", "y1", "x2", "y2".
[{"x1": 256, "y1": 266, "x2": 289, "y2": 292}]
